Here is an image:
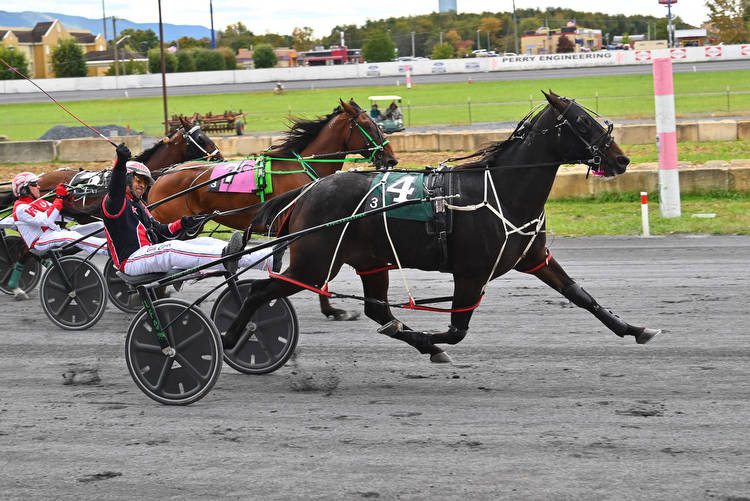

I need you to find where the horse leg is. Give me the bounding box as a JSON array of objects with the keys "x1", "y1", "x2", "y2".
[
  {"x1": 359, "y1": 270, "x2": 449, "y2": 362},
  {"x1": 373, "y1": 275, "x2": 484, "y2": 364},
  {"x1": 223, "y1": 277, "x2": 304, "y2": 350},
  {"x1": 318, "y1": 295, "x2": 360, "y2": 321},
  {"x1": 518, "y1": 254, "x2": 661, "y2": 344}
]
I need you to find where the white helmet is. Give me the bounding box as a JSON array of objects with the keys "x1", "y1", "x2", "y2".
[
  {"x1": 125, "y1": 161, "x2": 155, "y2": 186},
  {"x1": 11, "y1": 172, "x2": 40, "y2": 198}
]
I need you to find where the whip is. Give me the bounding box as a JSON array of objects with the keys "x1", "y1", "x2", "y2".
[{"x1": 0, "y1": 57, "x2": 116, "y2": 147}]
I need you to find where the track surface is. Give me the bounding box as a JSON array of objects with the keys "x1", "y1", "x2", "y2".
[{"x1": 1, "y1": 235, "x2": 748, "y2": 500}]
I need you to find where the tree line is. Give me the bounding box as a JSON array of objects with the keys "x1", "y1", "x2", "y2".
[{"x1": 1, "y1": 1, "x2": 747, "y2": 78}]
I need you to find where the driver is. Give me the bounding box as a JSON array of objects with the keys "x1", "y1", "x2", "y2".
[
  {"x1": 101, "y1": 143, "x2": 278, "y2": 276},
  {"x1": 10, "y1": 172, "x2": 109, "y2": 300}
]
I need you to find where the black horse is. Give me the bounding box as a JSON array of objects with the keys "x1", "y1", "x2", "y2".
[{"x1": 224, "y1": 91, "x2": 661, "y2": 362}]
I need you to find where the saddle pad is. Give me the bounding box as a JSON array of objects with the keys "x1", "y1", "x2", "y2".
[
  {"x1": 367, "y1": 172, "x2": 433, "y2": 222},
  {"x1": 207, "y1": 157, "x2": 273, "y2": 195}
]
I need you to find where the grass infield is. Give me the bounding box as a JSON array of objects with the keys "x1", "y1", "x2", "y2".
[{"x1": 2, "y1": 69, "x2": 750, "y2": 140}]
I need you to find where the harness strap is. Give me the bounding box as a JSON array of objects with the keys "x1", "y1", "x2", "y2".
[
  {"x1": 520, "y1": 249, "x2": 552, "y2": 274},
  {"x1": 356, "y1": 264, "x2": 398, "y2": 275}
]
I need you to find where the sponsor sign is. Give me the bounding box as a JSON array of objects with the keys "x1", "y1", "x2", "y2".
[
  {"x1": 705, "y1": 46, "x2": 722, "y2": 57},
  {"x1": 742, "y1": 45, "x2": 750, "y2": 56},
  {"x1": 670, "y1": 48, "x2": 687, "y2": 59},
  {"x1": 635, "y1": 50, "x2": 652, "y2": 61}
]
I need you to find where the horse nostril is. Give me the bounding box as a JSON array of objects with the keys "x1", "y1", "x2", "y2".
[
  {"x1": 617, "y1": 155, "x2": 630, "y2": 168},
  {"x1": 388, "y1": 158, "x2": 398, "y2": 167}
]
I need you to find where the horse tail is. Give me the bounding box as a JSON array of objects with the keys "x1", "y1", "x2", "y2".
[{"x1": 252, "y1": 184, "x2": 309, "y2": 236}]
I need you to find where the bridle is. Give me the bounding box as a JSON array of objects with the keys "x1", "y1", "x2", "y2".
[
  {"x1": 345, "y1": 110, "x2": 391, "y2": 168},
  {"x1": 182, "y1": 124, "x2": 222, "y2": 161},
  {"x1": 552, "y1": 98, "x2": 615, "y2": 176}
]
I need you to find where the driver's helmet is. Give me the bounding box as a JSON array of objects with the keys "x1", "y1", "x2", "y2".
[
  {"x1": 125, "y1": 161, "x2": 155, "y2": 186},
  {"x1": 12, "y1": 172, "x2": 40, "y2": 198}
]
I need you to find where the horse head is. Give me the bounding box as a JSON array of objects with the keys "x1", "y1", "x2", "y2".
[
  {"x1": 543, "y1": 90, "x2": 629, "y2": 178},
  {"x1": 339, "y1": 99, "x2": 398, "y2": 169},
  {"x1": 176, "y1": 116, "x2": 224, "y2": 162}
]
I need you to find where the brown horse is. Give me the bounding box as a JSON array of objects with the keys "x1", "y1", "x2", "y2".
[
  {"x1": 0, "y1": 116, "x2": 223, "y2": 220},
  {"x1": 148, "y1": 99, "x2": 398, "y2": 320}
]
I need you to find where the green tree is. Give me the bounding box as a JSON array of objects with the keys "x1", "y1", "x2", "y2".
[
  {"x1": 105, "y1": 59, "x2": 147, "y2": 75},
  {"x1": 193, "y1": 48, "x2": 225, "y2": 71},
  {"x1": 252, "y1": 44, "x2": 277, "y2": 68},
  {"x1": 118, "y1": 28, "x2": 159, "y2": 53},
  {"x1": 292, "y1": 26, "x2": 316, "y2": 51},
  {"x1": 431, "y1": 42, "x2": 455, "y2": 59},
  {"x1": 216, "y1": 47, "x2": 237, "y2": 70},
  {"x1": 51, "y1": 39, "x2": 88, "y2": 77},
  {"x1": 362, "y1": 31, "x2": 396, "y2": 62},
  {"x1": 176, "y1": 50, "x2": 196, "y2": 72},
  {"x1": 148, "y1": 48, "x2": 178, "y2": 73},
  {"x1": 706, "y1": 0, "x2": 748, "y2": 43},
  {"x1": 0, "y1": 47, "x2": 29, "y2": 79},
  {"x1": 219, "y1": 22, "x2": 254, "y2": 52},
  {"x1": 174, "y1": 36, "x2": 210, "y2": 49}
]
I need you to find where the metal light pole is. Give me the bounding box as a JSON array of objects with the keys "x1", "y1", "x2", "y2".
[
  {"x1": 112, "y1": 17, "x2": 118, "y2": 78},
  {"x1": 667, "y1": 0, "x2": 674, "y2": 48},
  {"x1": 209, "y1": 0, "x2": 216, "y2": 49},
  {"x1": 512, "y1": 0, "x2": 519, "y2": 53},
  {"x1": 158, "y1": 0, "x2": 169, "y2": 136},
  {"x1": 101, "y1": 0, "x2": 107, "y2": 41},
  {"x1": 477, "y1": 29, "x2": 480, "y2": 50}
]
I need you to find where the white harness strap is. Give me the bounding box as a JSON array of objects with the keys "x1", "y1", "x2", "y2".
[{"x1": 445, "y1": 168, "x2": 545, "y2": 294}]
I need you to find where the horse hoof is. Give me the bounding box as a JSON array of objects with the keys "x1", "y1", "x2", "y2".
[
  {"x1": 635, "y1": 328, "x2": 661, "y2": 345},
  {"x1": 430, "y1": 352, "x2": 453, "y2": 363},
  {"x1": 329, "y1": 311, "x2": 361, "y2": 321}
]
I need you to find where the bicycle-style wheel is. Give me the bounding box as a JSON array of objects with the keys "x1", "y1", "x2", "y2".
[
  {"x1": 126, "y1": 298, "x2": 222, "y2": 405},
  {"x1": 104, "y1": 258, "x2": 141, "y2": 313},
  {"x1": 211, "y1": 279, "x2": 299, "y2": 375},
  {"x1": 0, "y1": 235, "x2": 42, "y2": 295},
  {"x1": 39, "y1": 256, "x2": 107, "y2": 330}
]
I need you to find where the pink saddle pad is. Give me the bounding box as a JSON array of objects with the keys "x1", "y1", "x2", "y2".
[{"x1": 208, "y1": 159, "x2": 261, "y2": 193}]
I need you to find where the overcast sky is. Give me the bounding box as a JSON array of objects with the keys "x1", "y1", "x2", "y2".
[{"x1": 5, "y1": 1, "x2": 709, "y2": 37}]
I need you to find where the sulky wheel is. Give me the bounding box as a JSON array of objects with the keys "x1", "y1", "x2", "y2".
[
  {"x1": 39, "y1": 256, "x2": 107, "y2": 330},
  {"x1": 0, "y1": 235, "x2": 42, "y2": 295},
  {"x1": 125, "y1": 298, "x2": 222, "y2": 405},
  {"x1": 104, "y1": 258, "x2": 141, "y2": 313},
  {"x1": 211, "y1": 279, "x2": 299, "y2": 375}
]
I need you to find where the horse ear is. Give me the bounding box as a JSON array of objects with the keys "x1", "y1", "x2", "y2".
[
  {"x1": 340, "y1": 99, "x2": 357, "y2": 116},
  {"x1": 544, "y1": 90, "x2": 564, "y2": 108}
]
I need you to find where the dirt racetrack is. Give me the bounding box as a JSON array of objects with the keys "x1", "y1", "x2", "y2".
[{"x1": 1, "y1": 235, "x2": 748, "y2": 500}]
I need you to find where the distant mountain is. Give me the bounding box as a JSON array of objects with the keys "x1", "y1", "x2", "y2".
[{"x1": 0, "y1": 10, "x2": 212, "y2": 42}]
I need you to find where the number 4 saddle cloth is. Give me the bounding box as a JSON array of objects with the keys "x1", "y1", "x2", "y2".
[
  {"x1": 367, "y1": 168, "x2": 456, "y2": 271},
  {"x1": 207, "y1": 157, "x2": 273, "y2": 196}
]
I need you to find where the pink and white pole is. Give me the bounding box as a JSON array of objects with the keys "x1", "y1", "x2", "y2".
[
  {"x1": 653, "y1": 57, "x2": 681, "y2": 217},
  {"x1": 641, "y1": 192, "x2": 651, "y2": 237}
]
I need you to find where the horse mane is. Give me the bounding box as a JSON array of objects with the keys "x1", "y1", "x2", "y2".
[
  {"x1": 133, "y1": 137, "x2": 167, "y2": 164},
  {"x1": 460, "y1": 103, "x2": 552, "y2": 168},
  {"x1": 270, "y1": 107, "x2": 345, "y2": 156}
]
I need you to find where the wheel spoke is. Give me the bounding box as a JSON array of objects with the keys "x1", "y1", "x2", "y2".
[
  {"x1": 174, "y1": 326, "x2": 207, "y2": 352},
  {"x1": 132, "y1": 339, "x2": 163, "y2": 354},
  {"x1": 76, "y1": 281, "x2": 103, "y2": 294},
  {"x1": 49, "y1": 295, "x2": 74, "y2": 316},
  {"x1": 152, "y1": 356, "x2": 172, "y2": 391},
  {"x1": 174, "y1": 352, "x2": 210, "y2": 384}
]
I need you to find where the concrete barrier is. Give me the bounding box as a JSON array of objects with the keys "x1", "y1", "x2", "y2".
[
  {"x1": 56, "y1": 135, "x2": 142, "y2": 162},
  {"x1": 737, "y1": 121, "x2": 750, "y2": 140},
  {"x1": 698, "y1": 120, "x2": 737, "y2": 142},
  {"x1": 0, "y1": 140, "x2": 57, "y2": 163},
  {"x1": 614, "y1": 124, "x2": 657, "y2": 145},
  {"x1": 729, "y1": 160, "x2": 750, "y2": 191}
]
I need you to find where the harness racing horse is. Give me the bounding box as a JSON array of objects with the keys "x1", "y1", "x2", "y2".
[
  {"x1": 0, "y1": 116, "x2": 222, "y2": 220},
  {"x1": 224, "y1": 91, "x2": 661, "y2": 362},
  {"x1": 147, "y1": 99, "x2": 398, "y2": 320}
]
